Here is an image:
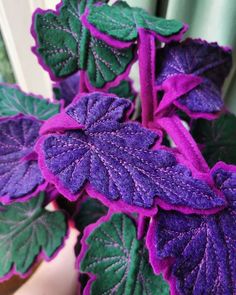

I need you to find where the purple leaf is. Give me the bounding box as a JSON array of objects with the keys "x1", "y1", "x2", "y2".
[
  {"x1": 155, "y1": 39, "x2": 232, "y2": 117},
  {"x1": 147, "y1": 162, "x2": 236, "y2": 295},
  {"x1": 36, "y1": 92, "x2": 225, "y2": 215},
  {"x1": 0, "y1": 116, "x2": 45, "y2": 203}
]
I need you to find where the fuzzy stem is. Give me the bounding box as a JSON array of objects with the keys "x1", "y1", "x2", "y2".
[
  {"x1": 156, "y1": 115, "x2": 210, "y2": 173},
  {"x1": 79, "y1": 70, "x2": 88, "y2": 93},
  {"x1": 138, "y1": 29, "x2": 157, "y2": 127}
]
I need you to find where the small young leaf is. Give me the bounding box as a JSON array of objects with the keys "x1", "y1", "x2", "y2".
[
  {"x1": 156, "y1": 39, "x2": 232, "y2": 117},
  {"x1": 32, "y1": 0, "x2": 135, "y2": 88},
  {"x1": 36, "y1": 92, "x2": 225, "y2": 214},
  {"x1": 74, "y1": 197, "x2": 108, "y2": 233},
  {"x1": 0, "y1": 192, "x2": 67, "y2": 279},
  {"x1": 191, "y1": 113, "x2": 236, "y2": 166},
  {"x1": 0, "y1": 116, "x2": 45, "y2": 203},
  {"x1": 108, "y1": 79, "x2": 136, "y2": 101},
  {"x1": 0, "y1": 84, "x2": 60, "y2": 120},
  {"x1": 79, "y1": 213, "x2": 169, "y2": 295},
  {"x1": 147, "y1": 164, "x2": 236, "y2": 295},
  {"x1": 84, "y1": 1, "x2": 183, "y2": 42}
]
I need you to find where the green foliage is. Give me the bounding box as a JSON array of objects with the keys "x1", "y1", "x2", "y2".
[
  {"x1": 0, "y1": 84, "x2": 60, "y2": 120},
  {"x1": 75, "y1": 198, "x2": 108, "y2": 233},
  {"x1": 34, "y1": 0, "x2": 135, "y2": 88},
  {"x1": 0, "y1": 193, "x2": 67, "y2": 278},
  {"x1": 80, "y1": 213, "x2": 169, "y2": 295},
  {"x1": 86, "y1": 1, "x2": 183, "y2": 42}
]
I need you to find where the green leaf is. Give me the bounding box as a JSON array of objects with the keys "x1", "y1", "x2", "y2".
[
  {"x1": 86, "y1": 1, "x2": 183, "y2": 42},
  {"x1": 0, "y1": 193, "x2": 67, "y2": 278},
  {"x1": 34, "y1": 0, "x2": 135, "y2": 88},
  {"x1": 191, "y1": 113, "x2": 236, "y2": 166},
  {"x1": 75, "y1": 198, "x2": 108, "y2": 233},
  {"x1": 80, "y1": 213, "x2": 169, "y2": 295},
  {"x1": 108, "y1": 79, "x2": 136, "y2": 101},
  {"x1": 0, "y1": 85, "x2": 60, "y2": 120}
]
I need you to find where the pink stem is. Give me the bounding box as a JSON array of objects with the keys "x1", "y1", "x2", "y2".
[
  {"x1": 156, "y1": 115, "x2": 210, "y2": 173},
  {"x1": 79, "y1": 70, "x2": 88, "y2": 93},
  {"x1": 138, "y1": 29, "x2": 157, "y2": 127}
]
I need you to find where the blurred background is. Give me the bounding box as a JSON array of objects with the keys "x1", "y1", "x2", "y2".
[{"x1": 0, "y1": 0, "x2": 235, "y2": 111}]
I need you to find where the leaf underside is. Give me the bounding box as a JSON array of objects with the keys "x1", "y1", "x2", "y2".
[
  {"x1": 80, "y1": 213, "x2": 169, "y2": 295},
  {"x1": 0, "y1": 85, "x2": 60, "y2": 120},
  {"x1": 156, "y1": 39, "x2": 232, "y2": 114},
  {"x1": 191, "y1": 113, "x2": 236, "y2": 166},
  {"x1": 86, "y1": 1, "x2": 183, "y2": 42}
]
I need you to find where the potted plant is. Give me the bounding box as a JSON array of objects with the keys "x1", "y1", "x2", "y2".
[{"x1": 0, "y1": 0, "x2": 235, "y2": 294}]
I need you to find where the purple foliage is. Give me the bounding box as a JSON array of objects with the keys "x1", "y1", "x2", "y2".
[
  {"x1": 148, "y1": 163, "x2": 236, "y2": 294},
  {"x1": 0, "y1": 116, "x2": 45, "y2": 203},
  {"x1": 37, "y1": 93, "x2": 225, "y2": 214},
  {"x1": 156, "y1": 39, "x2": 232, "y2": 116}
]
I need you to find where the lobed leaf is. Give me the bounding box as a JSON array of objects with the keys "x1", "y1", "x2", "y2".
[
  {"x1": 148, "y1": 163, "x2": 236, "y2": 294},
  {"x1": 0, "y1": 193, "x2": 67, "y2": 279},
  {"x1": 156, "y1": 39, "x2": 232, "y2": 117},
  {"x1": 79, "y1": 213, "x2": 169, "y2": 295},
  {"x1": 37, "y1": 92, "x2": 225, "y2": 214},
  {"x1": 85, "y1": 1, "x2": 183, "y2": 42},
  {"x1": 0, "y1": 116, "x2": 45, "y2": 203},
  {"x1": 32, "y1": 0, "x2": 135, "y2": 88},
  {"x1": 0, "y1": 84, "x2": 60, "y2": 120}
]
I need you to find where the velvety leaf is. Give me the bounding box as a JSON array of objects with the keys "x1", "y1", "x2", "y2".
[
  {"x1": 149, "y1": 164, "x2": 236, "y2": 295},
  {"x1": 156, "y1": 39, "x2": 232, "y2": 115},
  {"x1": 37, "y1": 92, "x2": 225, "y2": 213},
  {"x1": 74, "y1": 197, "x2": 108, "y2": 233},
  {"x1": 0, "y1": 193, "x2": 67, "y2": 279},
  {"x1": 85, "y1": 1, "x2": 183, "y2": 42},
  {"x1": 33, "y1": 0, "x2": 135, "y2": 88},
  {"x1": 80, "y1": 213, "x2": 169, "y2": 295},
  {"x1": 0, "y1": 84, "x2": 60, "y2": 120},
  {"x1": 0, "y1": 116, "x2": 45, "y2": 203},
  {"x1": 53, "y1": 72, "x2": 80, "y2": 107},
  {"x1": 191, "y1": 113, "x2": 236, "y2": 167}
]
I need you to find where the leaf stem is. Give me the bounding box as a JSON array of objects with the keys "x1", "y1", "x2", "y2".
[
  {"x1": 156, "y1": 115, "x2": 210, "y2": 173},
  {"x1": 138, "y1": 29, "x2": 157, "y2": 127}
]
